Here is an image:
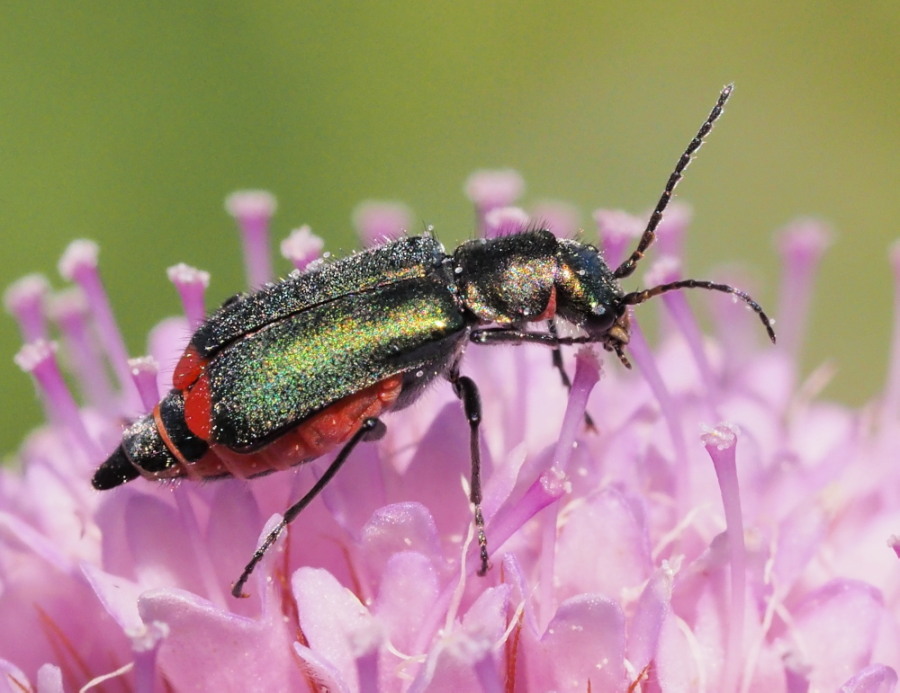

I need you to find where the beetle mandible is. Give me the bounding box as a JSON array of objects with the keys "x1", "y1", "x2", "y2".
[{"x1": 92, "y1": 84, "x2": 775, "y2": 598}]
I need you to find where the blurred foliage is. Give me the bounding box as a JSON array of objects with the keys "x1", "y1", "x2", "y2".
[{"x1": 1, "y1": 2, "x2": 897, "y2": 456}]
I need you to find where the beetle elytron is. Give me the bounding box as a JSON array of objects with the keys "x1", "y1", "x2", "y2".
[{"x1": 92, "y1": 84, "x2": 775, "y2": 597}]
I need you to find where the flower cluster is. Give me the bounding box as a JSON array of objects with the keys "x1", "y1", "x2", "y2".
[{"x1": 2, "y1": 174, "x2": 899, "y2": 692}]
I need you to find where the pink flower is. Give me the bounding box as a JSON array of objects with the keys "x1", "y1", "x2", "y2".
[{"x1": 2, "y1": 177, "x2": 899, "y2": 693}]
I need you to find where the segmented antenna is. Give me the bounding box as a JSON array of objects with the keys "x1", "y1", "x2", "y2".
[
  {"x1": 622, "y1": 278, "x2": 777, "y2": 343},
  {"x1": 614, "y1": 84, "x2": 733, "y2": 280}
]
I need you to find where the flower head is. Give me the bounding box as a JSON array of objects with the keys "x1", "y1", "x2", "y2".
[{"x1": 2, "y1": 178, "x2": 899, "y2": 693}]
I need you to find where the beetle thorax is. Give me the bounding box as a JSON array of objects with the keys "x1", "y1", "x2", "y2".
[{"x1": 452, "y1": 230, "x2": 561, "y2": 325}]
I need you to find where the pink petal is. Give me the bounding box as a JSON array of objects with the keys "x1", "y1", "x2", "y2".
[
  {"x1": 293, "y1": 567, "x2": 379, "y2": 693},
  {"x1": 81, "y1": 562, "x2": 143, "y2": 632},
  {"x1": 785, "y1": 579, "x2": 886, "y2": 690},
  {"x1": 533, "y1": 594, "x2": 626, "y2": 692},
  {"x1": 627, "y1": 563, "x2": 674, "y2": 676},
  {"x1": 204, "y1": 481, "x2": 265, "y2": 603},
  {"x1": 374, "y1": 552, "x2": 439, "y2": 653},
  {"x1": 407, "y1": 587, "x2": 510, "y2": 693},
  {"x1": 139, "y1": 588, "x2": 303, "y2": 691},
  {"x1": 839, "y1": 664, "x2": 899, "y2": 693},
  {"x1": 654, "y1": 613, "x2": 702, "y2": 691},
  {"x1": 292, "y1": 644, "x2": 352, "y2": 693},
  {"x1": 124, "y1": 493, "x2": 206, "y2": 593},
  {"x1": 554, "y1": 487, "x2": 652, "y2": 600}
]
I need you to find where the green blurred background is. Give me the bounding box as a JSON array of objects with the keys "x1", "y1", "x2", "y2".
[{"x1": 1, "y1": 3, "x2": 897, "y2": 456}]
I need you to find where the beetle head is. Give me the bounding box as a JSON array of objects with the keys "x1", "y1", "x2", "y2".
[{"x1": 553, "y1": 239, "x2": 624, "y2": 336}]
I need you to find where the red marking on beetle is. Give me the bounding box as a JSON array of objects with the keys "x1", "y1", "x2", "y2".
[
  {"x1": 173, "y1": 345, "x2": 207, "y2": 390},
  {"x1": 534, "y1": 285, "x2": 557, "y2": 321},
  {"x1": 142, "y1": 446, "x2": 231, "y2": 482},
  {"x1": 217, "y1": 374, "x2": 404, "y2": 479},
  {"x1": 176, "y1": 449, "x2": 230, "y2": 481},
  {"x1": 184, "y1": 374, "x2": 213, "y2": 440}
]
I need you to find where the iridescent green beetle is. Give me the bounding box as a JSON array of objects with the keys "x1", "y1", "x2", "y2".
[{"x1": 92, "y1": 85, "x2": 775, "y2": 597}]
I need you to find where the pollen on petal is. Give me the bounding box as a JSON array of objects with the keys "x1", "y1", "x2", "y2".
[
  {"x1": 58, "y1": 239, "x2": 99, "y2": 281},
  {"x1": 167, "y1": 263, "x2": 210, "y2": 330},
  {"x1": 280, "y1": 225, "x2": 325, "y2": 271},
  {"x1": 13, "y1": 338, "x2": 57, "y2": 373},
  {"x1": 15, "y1": 339, "x2": 99, "y2": 458},
  {"x1": 701, "y1": 421, "x2": 739, "y2": 452},
  {"x1": 643, "y1": 256, "x2": 681, "y2": 287},
  {"x1": 167, "y1": 263, "x2": 210, "y2": 288}
]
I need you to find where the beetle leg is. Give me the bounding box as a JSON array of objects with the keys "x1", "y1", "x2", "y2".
[
  {"x1": 231, "y1": 417, "x2": 384, "y2": 598},
  {"x1": 470, "y1": 326, "x2": 593, "y2": 347},
  {"x1": 547, "y1": 320, "x2": 597, "y2": 432},
  {"x1": 448, "y1": 367, "x2": 490, "y2": 576}
]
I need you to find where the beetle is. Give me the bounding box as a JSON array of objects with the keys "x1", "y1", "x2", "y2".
[{"x1": 92, "y1": 84, "x2": 775, "y2": 598}]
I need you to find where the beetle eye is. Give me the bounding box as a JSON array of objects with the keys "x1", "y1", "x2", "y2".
[{"x1": 584, "y1": 306, "x2": 616, "y2": 335}]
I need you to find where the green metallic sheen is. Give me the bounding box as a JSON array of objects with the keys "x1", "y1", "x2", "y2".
[
  {"x1": 206, "y1": 277, "x2": 466, "y2": 450},
  {"x1": 191, "y1": 236, "x2": 450, "y2": 358}
]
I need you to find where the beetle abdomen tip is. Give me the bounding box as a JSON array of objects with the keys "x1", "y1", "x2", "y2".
[{"x1": 91, "y1": 447, "x2": 140, "y2": 490}]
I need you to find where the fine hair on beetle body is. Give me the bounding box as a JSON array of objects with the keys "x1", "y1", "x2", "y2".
[{"x1": 90, "y1": 84, "x2": 775, "y2": 598}]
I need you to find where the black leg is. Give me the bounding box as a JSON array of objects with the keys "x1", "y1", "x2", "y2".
[
  {"x1": 470, "y1": 326, "x2": 593, "y2": 347},
  {"x1": 448, "y1": 367, "x2": 490, "y2": 575},
  {"x1": 232, "y1": 417, "x2": 385, "y2": 598}
]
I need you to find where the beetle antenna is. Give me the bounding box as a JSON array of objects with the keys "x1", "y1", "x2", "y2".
[
  {"x1": 621, "y1": 278, "x2": 776, "y2": 343},
  {"x1": 614, "y1": 84, "x2": 733, "y2": 280}
]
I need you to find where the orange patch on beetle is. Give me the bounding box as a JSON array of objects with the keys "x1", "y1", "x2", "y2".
[
  {"x1": 534, "y1": 285, "x2": 557, "y2": 321},
  {"x1": 141, "y1": 447, "x2": 231, "y2": 482},
  {"x1": 217, "y1": 374, "x2": 404, "y2": 479},
  {"x1": 183, "y1": 374, "x2": 213, "y2": 440},
  {"x1": 173, "y1": 345, "x2": 207, "y2": 390}
]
